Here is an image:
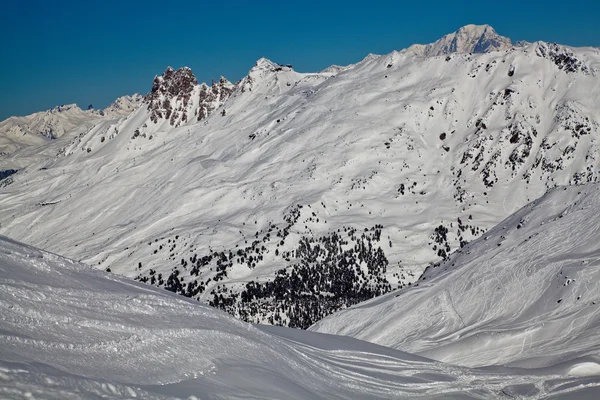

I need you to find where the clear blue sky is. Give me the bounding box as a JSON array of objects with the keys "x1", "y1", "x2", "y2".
[{"x1": 1, "y1": 0, "x2": 598, "y2": 120}]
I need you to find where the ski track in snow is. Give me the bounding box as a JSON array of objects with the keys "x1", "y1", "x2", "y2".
[
  {"x1": 313, "y1": 183, "x2": 600, "y2": 383},
  {"x1": 1, "y1": 235, "x2": 600, "y2": 399}
]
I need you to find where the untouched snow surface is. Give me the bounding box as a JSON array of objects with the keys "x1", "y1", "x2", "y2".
[
  {"x1": 1, "y1": 235, "x2": 600, "y2": 399},
  {"x1": 313, "y1": 183, "x2": 600, "y2": 373},
  {"x1": 1, "y1": 25, "x2": 600, "y2": 327}
]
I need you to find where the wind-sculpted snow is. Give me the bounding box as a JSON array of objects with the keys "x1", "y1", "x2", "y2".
[
  {"x1": 313, "y1": 183, "x2": 600, "y2": 373},
  {"x1": 1, "y1": 26, "x2": 600, "y2": 327},
  {"x1": 1, "y1": 236, "x2": 600, "y2": 399}
]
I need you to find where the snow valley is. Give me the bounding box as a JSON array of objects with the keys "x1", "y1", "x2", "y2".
[{"x1": 1, "y1": 234, "x2": 600, "y2": 399}]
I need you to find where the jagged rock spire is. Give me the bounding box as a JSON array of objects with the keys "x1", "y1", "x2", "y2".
[{"x1": 144, "y1": 66, "x2": 233, "y2": 126}]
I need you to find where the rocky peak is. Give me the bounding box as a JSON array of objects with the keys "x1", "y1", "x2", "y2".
[
  {"x1": 146, "y1": 66, "x2": 197, "y2": 102},
  {"x1": 212, "y1": 76, "x2": 234, "y2": 94},
  {"x1": 196, "y1": 76, "x2": 234, "y2": 122},
  {"x1": 404, "y1": 24, "x2": 513, "y2": 57},
  {"x1": 146, "y1": 66, "x2": 198, "y2": 124},
  {"x1": 143, "y1": 66, "x2": 233, "y2": 126}
]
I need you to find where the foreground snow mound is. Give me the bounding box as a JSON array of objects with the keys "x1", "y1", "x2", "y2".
[
  {"x1": 1, "y1": 235, "x2": 600, "y2": 399},
  {"x1": 313, "y1": 183, "x2": 600, "y2": 370}
]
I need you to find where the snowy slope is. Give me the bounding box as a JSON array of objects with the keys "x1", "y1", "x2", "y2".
[
  {"x1": 1, "y1": 26, "x2": 600, "y2": 328},
  {"x1": 313, "y1": 182, "x2": 600, "y2": 370},
  {"x1": 1, "y1": 235, "x2": 600, "y2": 399}
]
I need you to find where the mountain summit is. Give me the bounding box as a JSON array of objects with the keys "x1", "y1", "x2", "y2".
[
  {"x1": 404, "y1": 24, "x2": 513, "y2": 57},
  {"x1": 144, "y1": 66, "x2": 234, "y2": 126}
]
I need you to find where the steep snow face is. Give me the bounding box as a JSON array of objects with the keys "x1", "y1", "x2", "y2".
[
  {"x1": 1, "y1": 39, "x2": 600, "y2": 328},
  {"x1": 405, "y1": 24, "x2": 513, "y2": 57},
  {"x1": 313, "y1": 183, "x2": 600, "y2": 370},
  {"x1": 2, "y1": 235, "x2": 600, "y2": 399}
]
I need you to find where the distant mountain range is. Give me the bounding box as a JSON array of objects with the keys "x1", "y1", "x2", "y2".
[
  {"x1": 0, "y1": 24, "x2": 515, "y2": 159},
  {"x1": 403, "y1": 24, "x2": 514, "y2": 57},
  {"x1": 0, "y1": 94, "x2": 142, "y2": 163}
]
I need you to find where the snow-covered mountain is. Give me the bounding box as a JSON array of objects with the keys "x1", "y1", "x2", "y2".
[
  {"x1": 320, "y1": 64, "x2": 350, "y2": 74},
  {"x1": 0, "y1": 94, "x2": 142, "y2": 160},
  {"x1": 1, "y1": 235, "x2": 599, "y2": 399},
  {"x1": 313, "y1": 182, "x2": 600, "y2": 370},
  {"x1": 99, "y1": 93, "x2": 144, "y2": 116},
  {"x1": 1, "y1": 25, "x2": 599, "y2": 329},
  {"x1": 404, "y1": 24, "x2": 513, "y2": 57}
]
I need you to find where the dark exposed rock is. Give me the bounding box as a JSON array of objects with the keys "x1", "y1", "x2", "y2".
[
  {"x1": 536, "y1": 43, "x2": 590, "y2": 74},
  {"x1": 146, "y1": 66, "x2": 197, "y2": 125},
  {"x1": 197, "y1": 77, "x2": 234, "y2": 122}
]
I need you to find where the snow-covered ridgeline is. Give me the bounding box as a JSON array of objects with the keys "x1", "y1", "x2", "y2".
[{"x1": 1, "y1": 25, "x2": 599, "y2": 328}]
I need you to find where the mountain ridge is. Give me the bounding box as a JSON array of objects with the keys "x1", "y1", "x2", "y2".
[{"x1": 1, "y1": 27, "x2": 599, "y2": 328}]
